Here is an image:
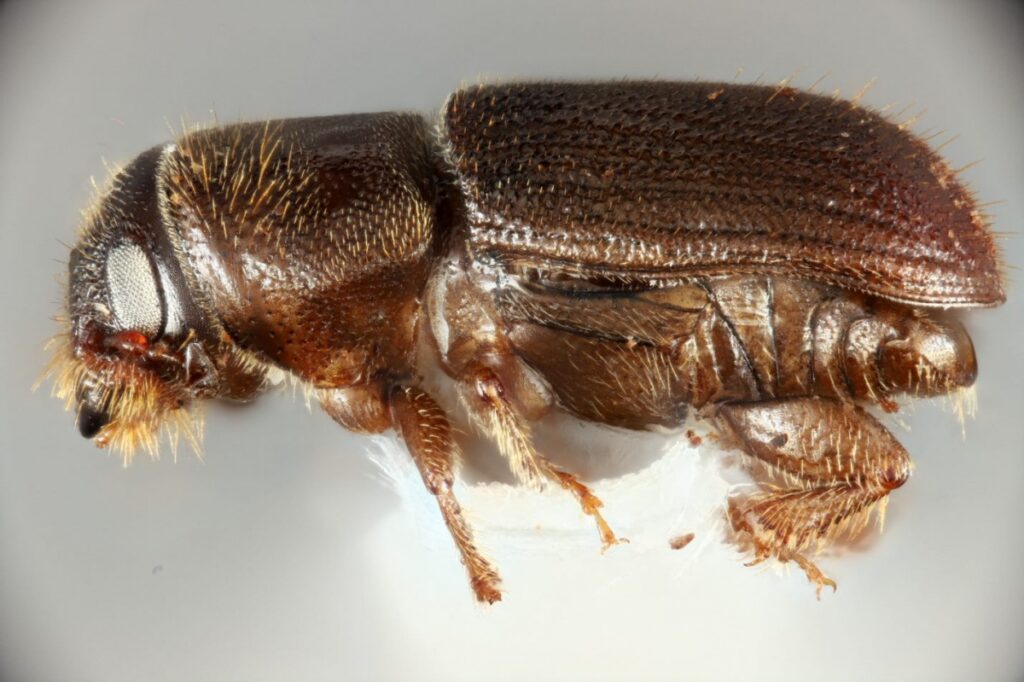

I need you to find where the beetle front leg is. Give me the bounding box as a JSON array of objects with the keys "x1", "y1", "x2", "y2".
[
  {"x1": 389, "y1": 386, "x2": 504, "y2": 603},
  {"x1": 321, "y1": 384, "x2": 503, "y2": 603},
  {"x1": 713, "y1": 397, "x2": 911, "y2": 597}
]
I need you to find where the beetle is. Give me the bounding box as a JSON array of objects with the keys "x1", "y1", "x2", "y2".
[{"x1": 47, "y1": 81, "x2": 1005, "y2": 602}]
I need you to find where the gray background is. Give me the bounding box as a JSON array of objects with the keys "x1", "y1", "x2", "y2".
[{"x1": 2, "y1": 1, "x2": 1023, "y2": 680}]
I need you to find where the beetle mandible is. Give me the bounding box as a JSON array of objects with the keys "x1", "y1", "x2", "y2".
[{"x1": 47, "y1": 81, "x2": 1005, "y2": 602}]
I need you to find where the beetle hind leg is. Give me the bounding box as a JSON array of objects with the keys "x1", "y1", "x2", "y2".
[
  {"x1": 714, "y1": 397, "x2": 911, "y2": 596},
  {"x1": 728, "y1": 485, "x2": 890, "y2": 595}
]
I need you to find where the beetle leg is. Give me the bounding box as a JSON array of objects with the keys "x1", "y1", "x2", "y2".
[
  {"x1": 387, "y1": 385, "x2": 503, "y2": 602},
  {"x1": 713, "y1": 397, "x2": 911, "y2": 597},
  {"x1": 466, "y1": 366, "x2": 626, "y2": 550},
  {"x1": 321, "y1": 384, "x2": 502, "y2": 603},
  {"x1": 319, "y1": 383, "x2": 392, "y2": 434},
  {"x1": 389, "y1": 385, "x2": 503, "y2": 604},
  {"x1": 427, "y1": 264, "x2": 624, "y2": 548}
]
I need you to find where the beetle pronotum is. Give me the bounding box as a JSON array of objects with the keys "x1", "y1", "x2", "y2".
[{"x1": 47, "y1": 81, "x2": 1005, "y2": 602}]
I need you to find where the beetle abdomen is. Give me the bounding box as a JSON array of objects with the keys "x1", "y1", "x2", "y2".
[
  {"x1": 501, "y1": 275, "x2": 978, "y2": 428},
  {"x1": 444, "y1": 81, "x2": 1004, "y2": 308}
]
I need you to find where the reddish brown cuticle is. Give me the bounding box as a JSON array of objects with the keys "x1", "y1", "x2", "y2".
[
  {"x1": 104, "y1": 330, "x2": 150, "y2": 353},
  {"x1": 56, "y1": 80, "x2": 1004, "y2": 602}
]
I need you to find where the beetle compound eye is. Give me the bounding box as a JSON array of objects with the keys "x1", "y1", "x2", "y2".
[{"x1": 105, "y1": 243, "x2": 162, "y2": 337}]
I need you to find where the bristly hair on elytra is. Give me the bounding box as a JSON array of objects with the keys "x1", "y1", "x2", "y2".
[{"x1": 37, "y1": 325, "x2": 203, "y2": 465}]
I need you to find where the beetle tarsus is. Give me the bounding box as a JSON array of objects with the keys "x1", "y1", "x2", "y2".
[
  {"x1": 550, "y1": 468, "x2": 628, "y2": 550},
  {"x1": 790, "y1": 553, "x2": 837, "y2": 600}
]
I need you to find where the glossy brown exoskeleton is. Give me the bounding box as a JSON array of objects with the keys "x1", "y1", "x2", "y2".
[{"x1": 48, "y1": 81, "x2": 1005, "y2": 602}]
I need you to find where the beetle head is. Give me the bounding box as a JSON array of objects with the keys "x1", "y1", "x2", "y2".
[{"x1": 46, "y1": 147, "x2": 266, "y2": 459}]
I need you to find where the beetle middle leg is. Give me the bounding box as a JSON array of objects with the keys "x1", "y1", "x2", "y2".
[
  {"x1": 465, "y1": 363, "x2": 626, "y2": 549},
  {"x1": 714, "y1": 396, "x2": 912, "y2": 596},
  {"x1": 428, "y1": 260, "x2": 626, "y2": 550}
]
